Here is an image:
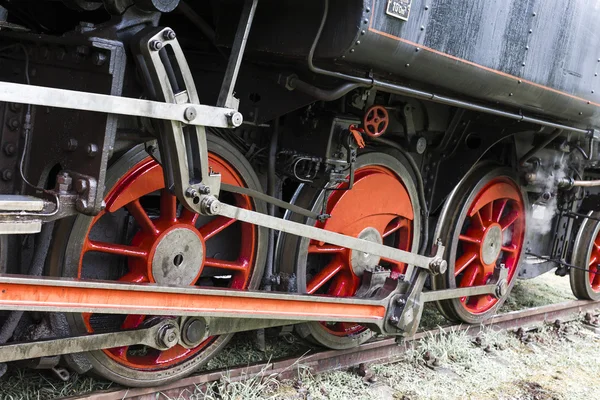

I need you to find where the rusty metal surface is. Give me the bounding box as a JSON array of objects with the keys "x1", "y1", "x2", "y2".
[{"x1": 62, "y1": 299, "x2": 600, "y2": 400}]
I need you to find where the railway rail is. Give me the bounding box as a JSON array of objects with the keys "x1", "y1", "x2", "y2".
[{"x1": 62, "y1": 299, "x2": 600, "y2": 400}]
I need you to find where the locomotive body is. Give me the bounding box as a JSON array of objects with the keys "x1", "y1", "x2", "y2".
[{"x1": 0, "y1": 0, "x2": 596, "y2": 388}]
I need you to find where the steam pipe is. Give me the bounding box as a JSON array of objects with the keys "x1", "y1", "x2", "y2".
[
  {"x1": 286, "y1": 76, "x2": 362, "y2": 102},
  {"x1": 306, "y1": 0, "x2": 591, "y2": 136}
]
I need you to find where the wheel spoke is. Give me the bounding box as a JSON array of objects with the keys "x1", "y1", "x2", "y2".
[
  {"x1": 85, "y1": 240, "x2": 148, "y2": 259},
  {"x1": 383, "y1": 218, "x2": 406, "y2": 238},
  {"x1": 470, "y1": 294, "x2": 494, "y2": 311},
  {"x1": 328, "y1": 274, "x2": 350, "y2": 297},
  {"x1": 204, "y1": 258, "x2": 247, "y2": 271},
  {"x1": 119, "y1": 271, "x2": 148, "y2": 283},
  {"x1": 501, "y1": 244, "x2": 518, "y2": 254},
  {"x1": 458, "y1": 235, "x2": 480, "y2": 245},
  {"x1": 500, "y1": 210, "x2": 520, "y2": 231},
  {"x1": 179, "y1": 208, "x2": 199, "y2": 225},
  {"x1": 198, "y1": 216, "x2": 236, "y2": 240},
  {"x1": 471, "y1": 211, "x2": 484, "y2": 231},
  {"x1": 308, "y1": 244, "x2": 345, "y2": 254},
  {"x1": 455, "y1": 251, "x2": 478, "y2": 276},
  {"x1": 126, "y1": 200, "x2": 159, "y2": 235},
  {"x1": 493, "y1": 199, "x2": 508, "y2": 223},
  {"x1": 307, "y1": 259, "x2": 345, "y2": 294},
  {"x1": 160, "y1": 190, "x2": 178, "y2": 223},
  {"x1": 122, "y1": 314, "x2": 146, "y2": 330},
  {"x1": 481, "y1": 202, "x2": 493, "y2": 222},
  {"x1": 593, "y1": 269, "x2": 600, "y2": 287},
  {"x1": 459, "y1": 264, "x2": 480, "y2": 287},
  {"x1": 589, "y1": 256, "x2": 598, "y2": 267}
]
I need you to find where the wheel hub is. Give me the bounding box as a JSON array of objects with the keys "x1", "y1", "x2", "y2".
[
  {"x1": 150, "y1": 227, "x2": 205, "y2": 286},
  {"x1": 350, "y1": 227, "x2": 383, "y2": 277},
  {"x1": 481, "y1": 224, "x2": 502, "y2": 265}
]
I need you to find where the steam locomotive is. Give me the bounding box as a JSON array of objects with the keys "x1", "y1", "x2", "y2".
[{"x1": 0, "y1": 0, "x2": 597, "y2": 387}]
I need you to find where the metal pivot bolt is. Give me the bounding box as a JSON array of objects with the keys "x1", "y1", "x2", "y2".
[
  {"x1": 389, "y1": 315, "x2": 400, "y2": 325},
  {"x1": 163, "y1": 29, "x2": 177, "y2": 40},
  {"x1": 429, "y1": 257, "x2": 447, "y2": 275},
  {"x1": 200, "y1": 197, "x2": 221, "y2": 215},
  {"x1": 158, "y1": 324, "x2": 179, "y2": 349},
  {"x1": 227, "y1": 112, "x2": 244, "y2": 127},
  {"x1": 181, "y1": 318, "x2": 206, "y2": 347},
  {"x1": 184, "y1": 107, "x2": 197, "y2": 122},
  {"x1": 149, "y1": 40, "x2": 164, "y2": 51}
]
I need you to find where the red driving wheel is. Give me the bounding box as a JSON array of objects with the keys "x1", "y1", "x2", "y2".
[
  {"x1": 277, "y1": 152, "x2": 419, "y2": 349},
  {"x1": 570, "y1": 211, "x2": 600, "y2": 300},
  {"x1": 363, "y1": 105, "x2": 390, "y2": 137},
  {"x1": 435, "y1": 167, "x2": 526, "y2": 323},
  {"x1": 51, "y1": 137, "x2": 266, "y2": 387}
]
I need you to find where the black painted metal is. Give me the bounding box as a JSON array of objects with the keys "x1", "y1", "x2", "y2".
[{"x1": 238, "y1": 0, "x2": 600, "y2": 130}]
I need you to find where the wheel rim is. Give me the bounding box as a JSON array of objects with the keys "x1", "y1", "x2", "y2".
[
  {"x1": 587, "y1": 232, "x2": 600, "y2": 292},
  {"x1": 453, "y1": 177, "x2": 525, "y2": 314},
  {"x1": 304, "y1": 164, "x2": 414, "y2": 335},
  {"x1": 77, "y1": 153, "x2": 257, "y2": 371}
]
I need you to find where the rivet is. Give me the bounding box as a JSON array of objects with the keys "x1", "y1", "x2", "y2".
[
  {"x1": 365, "y1": 7, "x2": 371, "y2": 12},
  {"x1": 593, "y1": 90, "x2": 595, "y2": 94},
  {"x1": 355, "y1": 40, "x2": 361, "y2": 45},
  {"x1": 529, "y1": 29, "x2": 533, "y2": 33},
  {"x1": 415, "y1": 47, "x2": 420, "y2": 52},
  {"x1": 3, "y1": 142, "x2": 15, "y2": 156},
  {"x1": 425, "y1": 5, "x2": 429, "y2": 10},
  {"x1": 1, "y1": 169, "x2": 12, "y2": 181},
  {"x1": 596, "y1": 73, "x2": 598, "y2": 76},
  {"x1": 350, "y1": 48, "x2": 355, "y2": 53},
  {"x1": 364, "y1": 19, "x2": 369, "y2": 24},
  {"x1": 518, "y1": 80, "x2": 522, "y2": 84},
  {"x1": 405, "y1": 63, "x2": 410, "y2": 67},
  {"x1": 579, "y1": 112, "x2": 584, "y2": 115},
  {"x1": 420, "y1": 26, "x2": 425, "y2": 31},
  {"x1": 522, "y1": 63, "x2": 526, "y2": 67},
  {"x1": 525, "y1": 46, "x2": 530, "y2": 50},
  {"x1": 361, "y1": 30, "x2": 366, "y2": 35},
  {"x1": 532, "y1": 12, "x2": 537, "y2": 16},
  {"x1": 509, "y1": 93, "x2": 513, "y2": 96}
]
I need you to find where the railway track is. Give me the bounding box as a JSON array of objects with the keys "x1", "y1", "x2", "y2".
[{"x1": 63, "y1": 299, "x2": 600, "y2": 400}]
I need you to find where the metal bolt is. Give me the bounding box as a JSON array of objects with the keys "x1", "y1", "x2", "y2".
[
  {"x1": 9, "y1": 103, "x2": 21, "y2": 112},
  {"x1": 75, "y1": 178, "x2": 88, "y2": 194},
  {"x1": 396, "y1": 297, "x2": 406, "y2": 305},
  {"x1": 1, "y1": 169, "x2": 12, "y2": 181},
  {"x1": 7, "y1": 118, "x2": 19, "y2": 131},
  {"x1": 198, "y1": 184, "x2": 211, "y2": 195},
  {"x1": 3, "y1": 142, "x2": 15, "y2": 156},
  {"x1": 389, "y1": 316, "x2": 400, "y2": 325},
  {"x1": 163, "y1": 29, "x2": 177, "y2": 40},
  {"x1": 184, "y1": 107, "x2": 197, "y2": 122},
  {"x1": 200, "y1": 196, "x2": 220, "y2": 215},
  {"x1": 186, "y1": 187, "x2": 199, "y2": 198},
  {"x1": 65, "y1": 138, "x2": 78, "y2": 152},
  {"x1": 87, "y1": 143, "x2": 98, "y2": 157},
  {"x1": 158, "y1": 324, "x2": 179, "y2": 348},
  {"x1": 429, "y1": 257, "x2": 448, "y2": 275},
  {"x1": 149, "y1": 40, "x2": 163, "y2": 51},
  {"x1": 92, "y1": 52, "x2": 107, "y2": 66},
  {"x1": 227, "y1": 112, "x2": 243, "y2": 127}
]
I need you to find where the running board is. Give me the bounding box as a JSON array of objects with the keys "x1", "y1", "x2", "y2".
[{"x1": 0, "y1": 195, "x2": 44, "y2": 234}]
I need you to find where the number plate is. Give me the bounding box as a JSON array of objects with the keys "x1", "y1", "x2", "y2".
[{"x1": 386, "y1": 0, "x2": 412, "y2": 21}]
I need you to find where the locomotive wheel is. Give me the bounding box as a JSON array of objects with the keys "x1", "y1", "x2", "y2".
[
  {"x1": 277, "y1": 152, "x2": 420, "y2": 349},
  {"x1": 570, "y1": 211, "x2": 600, "y2": 300},
  {"x1": 433, "y1": 165, "x2": 526, "y2": 324},
  {"x1": 49, "y1": 136, "x2": 266, "y2": 387}
]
